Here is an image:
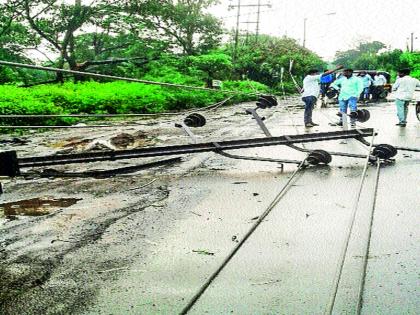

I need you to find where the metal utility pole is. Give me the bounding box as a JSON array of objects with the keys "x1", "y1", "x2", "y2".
[
  {"x1": 256, "y1": 0, "x2": 261, "y2": 41},
  {"x1": 303, "y1": 17, "x2": 308, "y2": 48},
  {"x1": 230, "y1": 0, "x2": 271, "y2": 47},
  {"x1": 235, "y1": 0, "x2": 241, "y2": 58},
  {"x1": 410, "y1": 32, "x2": 414, "y2": 52},
  {"x1": 229, "y1": 0, "x2": 242, "y2": 62}
]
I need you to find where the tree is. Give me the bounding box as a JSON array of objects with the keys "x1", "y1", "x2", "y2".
[
  {"x1": 71, "y1": 32, "x2": 167, "y2": 78},
  {"x1": 18, "y1": 0, "x2": 124, "y2": 81},
  {"x1": 399, "y1": 52, "x2": 420, "y2": 79},
  {"x1": 187, "y1": 51, "x2": 232, "y2": 86},
  {"x1": 127, "y1": 0, "x2": 223, "y2": 55},
  {"x1": 228, "y1": 35, "x2": 325, "y2": 90},
  {"x1": 333, "y1": 40, "x2": 386, "y2": 69},
  {"x1": 0, "y1": 1, "x2": 41, "y2": 83}
]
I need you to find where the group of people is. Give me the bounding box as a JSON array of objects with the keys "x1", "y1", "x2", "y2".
[
  {"x1": 358, "y1": 71, "x2": 388, "y2": 102},
  {"x1": 318, "y1": 70, "x2": 388, "y2": 104},
  {"x1": 301, "y1": 66, "x2": 420, "y2": 128}
]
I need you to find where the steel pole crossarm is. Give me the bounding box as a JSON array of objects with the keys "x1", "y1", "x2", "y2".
[
  {"x1": 354, "y1": 137, "x2": 420, "y2": 153},
  {"x1": 247, "y1": 108, "x2": 377, "y2": 161},
  {"x1": 393, "y1": 146, "x2": 420, "y2": 153},
  {"x1": 174, "y1": 122, "x2": 198, "y2": 144},
  {"x1": 214, "y1": 150, "x2": 299, "y2": 164},
  {"x1": 212, "y1": 142, "x2": 299, "y2": 165},
  {"x1": 284, "y1": 136, "x2": 378, "y2": 161},
  {"x1": 245, "y1": 108, "x2": 272, "y2": 137}
]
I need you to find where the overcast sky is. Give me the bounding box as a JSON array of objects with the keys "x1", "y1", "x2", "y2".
[{"x1": 208, "y1": 0, "x2": 420, "y2": 61}]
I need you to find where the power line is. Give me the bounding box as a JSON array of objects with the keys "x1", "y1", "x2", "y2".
[{"x1": 219, "y1": 5, "x2": 281, "y2": 20}]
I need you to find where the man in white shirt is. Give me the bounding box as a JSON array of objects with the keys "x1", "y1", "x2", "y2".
[
  {"x1": 371, "y1": 72, "x2": 387, "y2": 101},
  {"x1": 373, "y1": 73, "x2": 387, "y2": 86},
  {"x1": 301, "y1": 65, "x2": 343, "y2": 127},
  {"x1": 392, "y1": 68, "x2": 420, "y2": 127}
]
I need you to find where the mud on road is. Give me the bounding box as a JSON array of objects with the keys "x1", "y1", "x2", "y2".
[
  {"x1": 0, "y1": 101, "x2": 270, "y2": 314},
  {"x1": 0, "y1": 98, "x2": 419, "y2": 314}
]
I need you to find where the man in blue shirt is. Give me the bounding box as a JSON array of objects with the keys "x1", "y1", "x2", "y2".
[
  {"x1": 359, "y1": 71, "x2": 373, "y2": 102},
  {"x1": 320, "y1": 70, "x2": 335, "y2": 98},
  {"x1": 331, "y1": 68, "x2": 364, "y2": 126}
]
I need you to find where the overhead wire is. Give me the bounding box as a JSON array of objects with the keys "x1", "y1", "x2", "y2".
[{"x1": 217, "y1": 5, "x2": 283, "y2": 20}]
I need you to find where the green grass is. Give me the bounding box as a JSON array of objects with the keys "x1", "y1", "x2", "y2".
[{"x1": 0, "y1": 80, "x2": 269, "y2": 126}]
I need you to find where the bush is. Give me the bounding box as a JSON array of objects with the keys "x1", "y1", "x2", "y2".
[{"x1": 0, "y1": 79, "x2": 269, "y2": 126}]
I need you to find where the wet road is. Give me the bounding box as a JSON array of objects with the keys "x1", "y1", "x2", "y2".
[{"x1": 1, "y1": 97, "x2": 419, "y2": 314}]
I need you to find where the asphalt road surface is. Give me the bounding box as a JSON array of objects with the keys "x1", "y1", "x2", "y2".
[{"x1": 1, "y1": 97, "x2": 419, "y2": 314}]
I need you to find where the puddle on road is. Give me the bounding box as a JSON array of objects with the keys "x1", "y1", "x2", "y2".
[{"x1": 0, "y1": 197, "x2": 82, "y2": 217}]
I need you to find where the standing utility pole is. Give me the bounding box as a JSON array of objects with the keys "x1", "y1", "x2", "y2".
[
  {"x1": 410, "y1": 32, "x2": 415, "y2": 52},
  {"x1": 255, "y1": 0, "x2": 261, "y2": 40},
  {"x1": 229, "y1": 0, "x2": 241, "y2": 62},
  {"x1": 303, "y1": 17, "x2": 308, "y2": 48},
  {"x1": 230, "y1": 0, "x2": 271, "y2": 48}
]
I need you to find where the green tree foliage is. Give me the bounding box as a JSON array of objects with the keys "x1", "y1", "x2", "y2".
[
  {"x1": 14, "y1": 0, "x2": 125, "y2": 81},
  {"x1": 376, "y1": 49, "x2": 406, "y2": 70},
  {"x1": 126, "y1": 0, "x2": 223, "y2": 55},
  {"x1": 229, "y1": 35, "x2": 325, "y2": 91},
  {"x1": 333, "y1": 41, "x2": 420, "y2": 80},
  {"x1": 334, "y1": 41, "x2": 386, "y2": 69},
  {"x1": 71, "y1": 32, "x2": 168, "y2": 78},
  {"x1": 399, "y1": 52, "x2": 420, "y2": 79},
  {"x1": 0, "y1": 1, "x2": 41, "y2": 83},
  {"x1": 187, "y1": 52, "x2": 233, "y2": 86}
]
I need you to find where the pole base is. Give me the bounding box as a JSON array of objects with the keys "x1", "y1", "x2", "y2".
[{"x1": 0, "y1": 151, "x2": 20, "y2": 177}]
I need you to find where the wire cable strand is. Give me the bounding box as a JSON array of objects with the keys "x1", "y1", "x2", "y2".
[
  {"x1": 355, "y1": 160, "x2": 382, "y2": 315},
  {"x1": 324, "y1": 130, "x2": 376, "y2": 315},
  {"x1": 179, "y1": 158, "x2": 308, "y2": 314}
]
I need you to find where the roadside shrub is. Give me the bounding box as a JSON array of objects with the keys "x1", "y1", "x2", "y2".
[{"x1": 0, "y1": 79, "x2": 269, "y2": 126}]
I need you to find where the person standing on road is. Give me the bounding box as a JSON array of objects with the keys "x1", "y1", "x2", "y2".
[
  {"x1": 319, "y1": 70, "x2": 335, "y2": 107},
  {"x1": 371, "y1": 72, "x2": 387, "y2": 101},
  {"x1": 359, "y1": 71, "x2": 373, "y2": 102},
  {"x1": 320, "y1": 70, "x2": 335, "y2": 97},
  {"x1": 331, "y1": 68, "x2": 364, "y2": 126},
  {"x1": 392, "y1": 68, "x2": 420, "y2": 127},
  {"x1": 301, "y1": 65, "x2": 343, "y2": 127}
]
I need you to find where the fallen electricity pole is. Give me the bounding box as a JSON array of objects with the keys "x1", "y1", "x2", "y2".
[{"x1": 0, "y1": 128, "x2": 375, "y2": 177}]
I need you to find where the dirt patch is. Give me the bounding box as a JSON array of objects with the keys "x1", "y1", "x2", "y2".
[
  {"x1": 49, "y1": 131, "x2": 152, "y2": 153},
  {"x1": 0, "y1": 197, "x2": 82, "y2": 217},
  {"x1": 110, "y1": 133, "x2": 135, "y2": 148},
  {"x1": 51, "y1": 137, "x2": 91, "y2": 149}
]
